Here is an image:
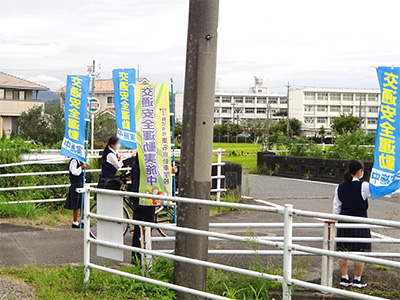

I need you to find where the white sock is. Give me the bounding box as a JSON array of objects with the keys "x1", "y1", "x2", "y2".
[
  {"x1": 354, "y1": 276, "x2": 361, "y2": 281},
  {"x1": 341, "y1": 275, "x2": 349, "y2": 280},
  {"x1": 73, "y1": 221, "x2": 79, "y2": 226}
]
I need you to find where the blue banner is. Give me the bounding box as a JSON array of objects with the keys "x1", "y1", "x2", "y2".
[
  {"x1": 60, "y1": 75, "x2": 90, "y2": 162},
  {"x1": 112, "y1": 68, "x2": 137, "y2": 149},
  {"x1": 370, "y1": 67, "x2": 400, "y2": 199}
]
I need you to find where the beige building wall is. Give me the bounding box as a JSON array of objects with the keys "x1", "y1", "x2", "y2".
[{"x1": 0, "y1": 100, "x2": 44, "y2": 137}]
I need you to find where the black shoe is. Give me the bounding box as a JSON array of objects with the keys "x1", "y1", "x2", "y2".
[
  {"x1": 72, "y1": 223, "x2": 84, "y2": 229},
  {"x1": 340, "y1": 277, "x2": 353, "y2": 287},
  {"x1": 353, "y1": 278, "x2": 367, "y2": 289}
]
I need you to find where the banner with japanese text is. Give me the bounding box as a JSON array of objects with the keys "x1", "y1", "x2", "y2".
[
  {"x1": 135, "y1": 84, "x2": 172, "y2": 206},
  {"x1": 112, "y1": 68, "x2": 137, "y2": 149},
  {"x1": 60, "y1": 75, "x2": 90, "y2": 162},
  {"x1": 370, "y1": 67, "x2": 400, "y2": 199}
]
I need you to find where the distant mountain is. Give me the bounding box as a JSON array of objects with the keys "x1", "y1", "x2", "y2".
[{"x1": 38, "y1": 90, "x2": 59, "y2": 101}]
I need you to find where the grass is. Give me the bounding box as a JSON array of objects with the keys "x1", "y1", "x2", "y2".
[
  {"x1": 210, "y1": 192, "x2": 242, "y2": 217},
  {"x1": 213, "y1": 143, "x2": 260, "y2": 154},
  {"x1": 1, "y1": 258, "x2": 296, "y2": 300},
  {"x1": 212, "y1": 142, "x2": 259, "y2": 173}
]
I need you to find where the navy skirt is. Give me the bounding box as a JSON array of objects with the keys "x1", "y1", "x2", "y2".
[
  {"x1": 336, "y1": 222, "x2": 371, "y2": 252},
  {"x1": 64, "y1": 181, "x2": 83, "y2": 210}
]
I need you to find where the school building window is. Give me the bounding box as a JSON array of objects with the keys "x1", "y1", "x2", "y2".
[
  {"x1": 356, "y1": 94, "x2": 366, "y2": 102},
  {"x1": 256, "y1": 108, "x2": 266, "y2": 114},
  {"x1": 368, "y1": 106, "x2": 379, "y2": 113},
  {"x1": 304, "y1": 92, "x2": 315, "y2": 100},
  {"x1": 268, "y1": 97, "x2": 278, "y2": 104},
  {"x1": 317, "y1": 93, "x2": 328, "y2": 100},
  {"x1": 304, "y1": 117, "x2": 314, "y2": 124},
  {"x1": 330, "y1": 93, "x2": 340, "y2": 101},
  {"x1": 257, "y1": 97, "x2": 267, "y2": 104},
  {"x1": 330, "y1": 105, "x2": 340, "y2": 112},
  {"x1": 368, "y1": 94, "x2": 378, "y2": 101},
  {"x1": 317, "y1": 105, "x2": 327, "y2": 112},
  {"x1": 343, "y1": 94, "x2": 353, "y2": 101},
  {"x1": 245, "y1": 108, "x2": 255, "y2": 114},
  {"x1": 245, "y1": 97, "x2": 255, "y2": 104},
  {"x1": 221, "y1": 97, "x2": 231, "y2": 103},
  {"x1": 317, "y1": 117, "x2": 327, "y2": 123},
  {"x1": 342, "y1": 106, "x2": 352, "y2": 113},
  {"x1": 221, "y1": 107, "x2": 231, "y2": 113},
  {"x1": 234, "y1": 96, "x2": 243, "y2": 103},
  {"x1": 367, "y1": 118, "x2": 377, "y2": 124},
  {"x1": 280, "y1": 97, "x2": 288, "y2": 104}
]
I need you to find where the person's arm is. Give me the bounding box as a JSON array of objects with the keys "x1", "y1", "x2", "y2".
[
  {"x1": 107, "y1": 152, "x2": 124, "y2": 169},
  {"x1": 333, "y1": 187, "x2": 342, "y2": 214},
  {"x1": 361, "y1": 182, "x2": 371, "y2": 200},
  {"x1": 70, "y1": 159, "x2": 83, "y2": 176},
  {"x1": 119, "y1": 150, "x2": 137, "y2": 161}
]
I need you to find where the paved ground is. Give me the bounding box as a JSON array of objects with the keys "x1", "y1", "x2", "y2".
[{"x1": 1, "y1": 174, "x2": 399, "y2": 287}]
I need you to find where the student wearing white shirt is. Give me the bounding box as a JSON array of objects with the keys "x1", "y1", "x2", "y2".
[
  {"x1": 98, "y1": 136, "x2": 135, "y2": 189},
  {"x1": 333, "y1": 159, "x2": 370, "y2": 289},
  {"x1": 65, "y1": 158, "x2": 87, "y2": 228}
]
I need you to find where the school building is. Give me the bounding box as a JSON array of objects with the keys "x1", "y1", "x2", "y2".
[
  {"x1": 175, "y1": 78, "x2": 381, "y2": 136},
  {"x1": 0, "y1": 71, "x2": 48, "y2": 137}
]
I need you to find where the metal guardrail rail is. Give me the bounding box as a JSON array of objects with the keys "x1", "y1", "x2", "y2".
[{"x1": 83, "y1": 186, "x2": 400, "y2": 300}]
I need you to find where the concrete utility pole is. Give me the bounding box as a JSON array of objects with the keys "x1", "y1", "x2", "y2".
[
  {"x1": 175, "y1": 1, "x2": 219, "y2": 299},
  {"x1": 286, "y1": 81, "x2": 290, "y2": 135}
]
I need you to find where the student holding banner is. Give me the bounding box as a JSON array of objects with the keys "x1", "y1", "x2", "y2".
[
  {"x1": 333, "y1": 159, "x2": 370, "y2": 289},
  {"x1": 98, "y1": 136, "x2": 136, "y2": 189}
]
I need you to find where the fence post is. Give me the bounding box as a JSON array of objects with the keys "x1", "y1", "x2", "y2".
[
  {"x1": 321, "y1": 221, "x2": 335, "y2": 287},
  {"x1": 83, "y1": 184, "x2": 91, "y2": 283},
  {"x1": 216, "y1": 148, "x2": 222, "y2": 201},
  {"x1": 140, "y1": 226, "x2": 153, "y2": 276},
  {"x1": 328, "y1": 222, "x2": 336, "y2": 287},
  {"x1": 283, "y1": 204, "x2": 293, "y2": 300}
]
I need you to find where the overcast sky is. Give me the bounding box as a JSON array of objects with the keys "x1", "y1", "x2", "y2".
[{"x1": 0, "y1": 0, "x2": 399, "y2": 93}]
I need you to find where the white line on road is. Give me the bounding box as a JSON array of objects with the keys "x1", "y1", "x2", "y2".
[
  {"x1": 254, "y1": 199, "x2": 284, "y2": 208},
  {"x1": 279, "y1": 177, "x2": 337, "y2": 186}
]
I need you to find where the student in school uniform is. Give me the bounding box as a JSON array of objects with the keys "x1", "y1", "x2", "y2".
[
  {"x1": 65, "y1": 158, "x2": 87, "y2": 228},
  {"x1": 98, "y1": 136, "x2": 135, "y2": 190},
  {"x1": 333, "y1": 159, "x2": 370, "y2": 289}
]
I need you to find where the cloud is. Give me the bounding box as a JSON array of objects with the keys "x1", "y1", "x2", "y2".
[{"x1": 0, "y1": 0, "x2": 399, "y2": 93}]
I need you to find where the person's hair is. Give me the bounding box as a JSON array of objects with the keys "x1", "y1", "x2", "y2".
[
  {"x1": 343, "y1": 159, "x2": 364, "y2": 183},
  {"x1": 102, "y1": 136, "x2": 119, "y2": 162}
]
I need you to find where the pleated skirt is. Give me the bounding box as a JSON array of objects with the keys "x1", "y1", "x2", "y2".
[{"x1": 336, "y1": 223, "x2": 371, "y2": 252}]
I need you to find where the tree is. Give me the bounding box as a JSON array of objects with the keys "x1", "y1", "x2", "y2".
[
  {"x1": 18, "y1": 105, "x2": 65, "y2": 146},
  {"x1": 242, "y1": 118, "x2": 275, "y2": 142},
  {"x1": 331, "y1": 114, "x2": 362, "y2": 133},
  {"x1": 270, "y1": 118, "x2": 302, "y2": 136},
  {"x1": 318, "y1": 126, "x2": 326, "y2": 143},
  {"x1": 93, "y1": 113, "x2": 117, "y2": 149}
]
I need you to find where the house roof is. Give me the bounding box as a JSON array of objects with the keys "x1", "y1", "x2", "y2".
[
  {"x1": 0, "y1": 71, "x2": 49, "y2": 91},
  {"x1": 100, "y1": 108, "x2": 116, "y2": 117},
  {"x1": 55, "y1": 77, "x2": 149, "y2": 94}
]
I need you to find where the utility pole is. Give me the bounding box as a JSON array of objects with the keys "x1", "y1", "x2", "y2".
[
  {"x1": 286, "y1": 81, "x2": 290, "y2": 135},
  {"x1": 175, "y1": 1, "x2": 219, "y2": 299}
]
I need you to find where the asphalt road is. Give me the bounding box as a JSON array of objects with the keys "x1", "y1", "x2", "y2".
[{"x1": 1, "y1": 174, "x2": 399, "y2": 279}]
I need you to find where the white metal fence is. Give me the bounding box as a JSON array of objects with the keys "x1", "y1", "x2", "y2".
[
  {"x1": 83, "y1": 185, "x2": 400, "y2": 300},
  {"x1": 0, "y1": 149, "x2": 226, "y2": 204}
]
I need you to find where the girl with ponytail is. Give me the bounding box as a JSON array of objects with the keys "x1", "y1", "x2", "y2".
[
  {"x1": 98, "y1": 136, "x2": 136, "y2": 189},
  {"x1": 333, "y1": 159, "x2": 370, "y2": 289}
]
